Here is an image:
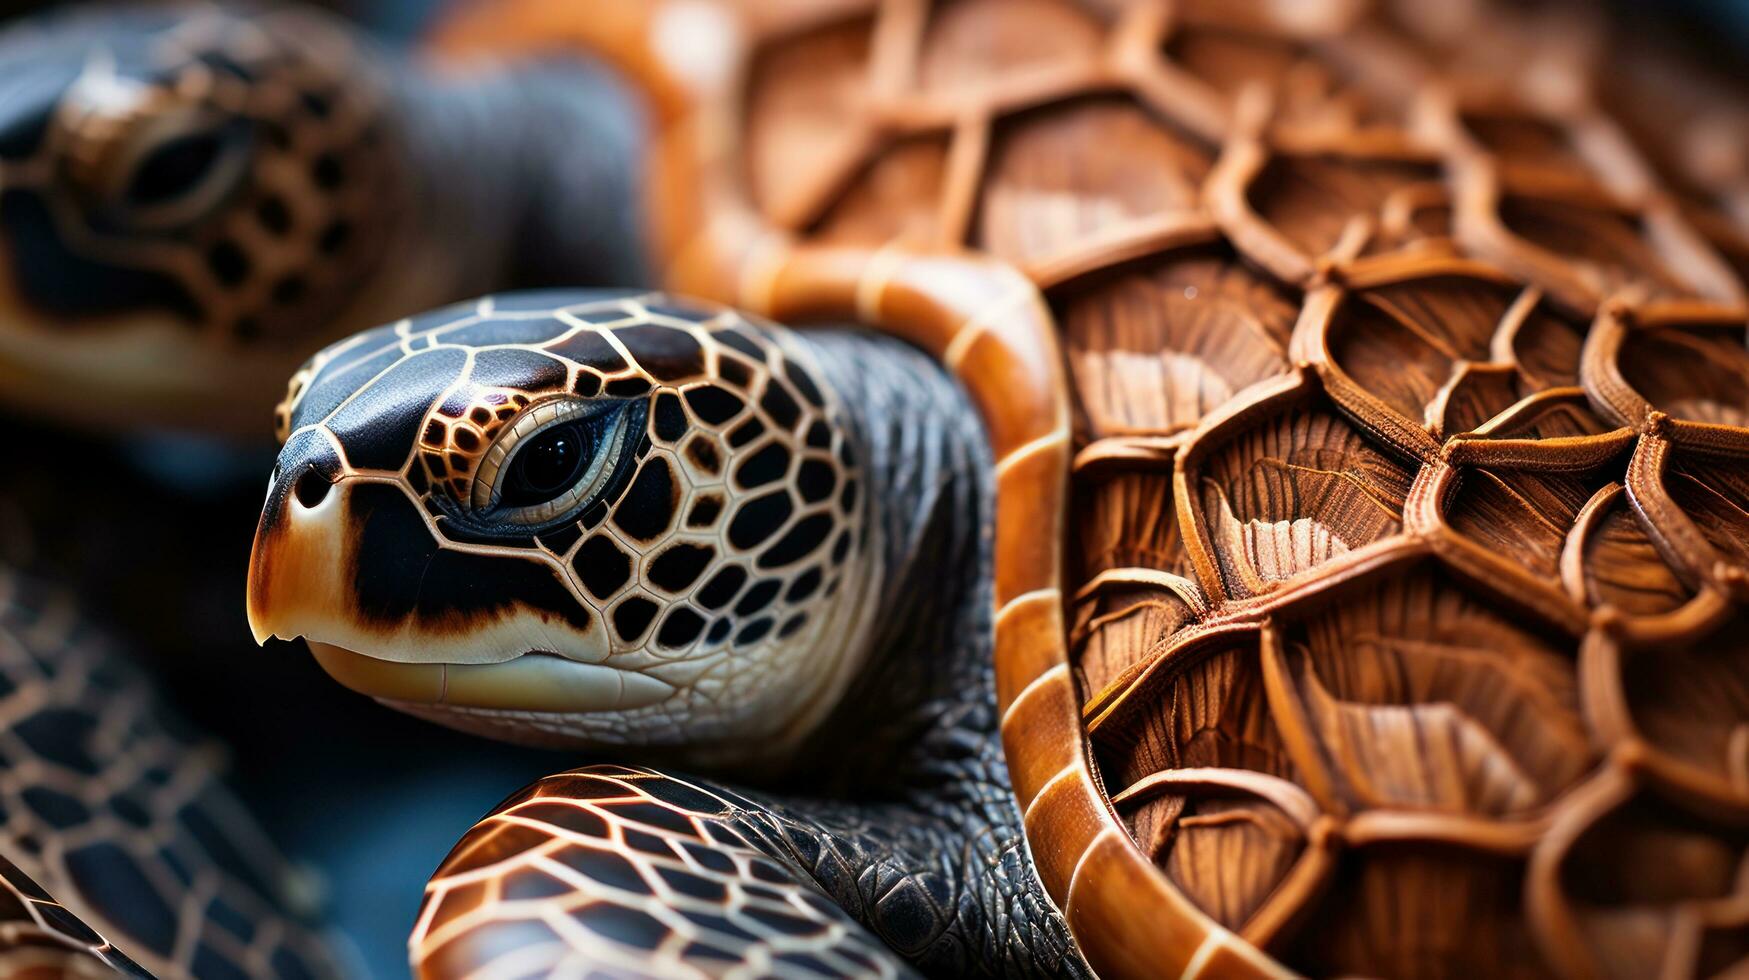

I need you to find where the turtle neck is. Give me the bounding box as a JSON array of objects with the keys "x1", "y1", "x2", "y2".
[
  {"x1": 388, "y1": 55, "x2": 651, "y2": 300},
  {"x1": 722, "y1": 328, "x2": 1092, "y2": 977},
  {"x1": 786, "y1": 327, "x2": 1000, "y2": 789}
]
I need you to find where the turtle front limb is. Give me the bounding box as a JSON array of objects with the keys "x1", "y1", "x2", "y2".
[
  {"x1": 0, "y1": 570, "x2": 343, "y2": 978},
  {"x1": 417, "y1": 757, "x2": 1090, "y2": 979},
  {"x1": 0, "y1": 852, "x2": 145, "y2": 978},
  {"x1": 412, "y1": 765, "x2": 916, "y2": 979}
]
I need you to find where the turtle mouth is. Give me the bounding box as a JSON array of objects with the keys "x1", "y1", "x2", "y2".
[{"x1": 307, "y1": 641, "x2": 674, "y2": 713}]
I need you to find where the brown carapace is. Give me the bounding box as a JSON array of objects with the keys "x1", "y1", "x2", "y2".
[{"x1": 430, "y1": 1, "x2": 1749, "y2": 977}]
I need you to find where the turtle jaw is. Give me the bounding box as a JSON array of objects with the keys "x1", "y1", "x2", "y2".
[
  {"x1": 0, "y1": 283, "x2": 306, "y2": 437},
  {"x1": 304, "y1": 642, "x2": 674, "y2": 713},
  {"x1": 246, "y1": 471, "x2": 668, "y2": 715}
]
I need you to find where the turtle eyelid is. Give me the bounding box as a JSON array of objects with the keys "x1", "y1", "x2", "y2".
[
  {"x1": 472, "y1": 399, "x2": 607, "y2": 509},
  {"x1": 89, "y1": 111, "x2": 254, "y2": 230},
  {"x1": 469, "y1": 398, "x2": 643, "y2": 532}
]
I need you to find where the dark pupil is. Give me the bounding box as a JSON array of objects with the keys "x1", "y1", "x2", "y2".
[
  {"x1": 126, "y1": 132, "x2": 224, "y2": 207},
  {"x1": 503, "y1": 422, "x2": 591, "y2": 506}
]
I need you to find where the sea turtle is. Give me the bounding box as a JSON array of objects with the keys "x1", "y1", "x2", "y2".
[
  {"x1": 3, "y1": 0, "x2": 1749, "y2": 973},
  {"x1": 240, "y1": 0, "x2": 1749, "y2": 977},
  {"x1": 0, "y1": 568, "x2": 342, "y2": 978},
  {"x1": 0, "y1": 1, "x2": 646, "y2": 438},
  {"x1": 0, "y1": 4, "x2": 655, "y2": 974}
]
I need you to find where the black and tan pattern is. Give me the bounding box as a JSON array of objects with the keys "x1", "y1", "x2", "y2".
[
  {"x1": 0, "y1": 570, "x2": 340, "y2": 978},
  {"x1": 0, "y1": 3, "x2": 396, "y2": 343},
  {"x1": 254, "y1": 284, "x2": 1093, "y2": 978},
  {"x1": 250, "y1": 292, "x2": 876, "y2": 762},
  {"x1": 413, "y1": 766, "x2": 907, "y2": 978},
  {"x1": 0, "y1": 3, "x2": 405, "y2": 430},
  {"x1": 398, "y1": 341, "x2": 1090, "y2": 978}
]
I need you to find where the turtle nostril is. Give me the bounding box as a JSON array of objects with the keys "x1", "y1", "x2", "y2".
[{"x1": 292, "y1": 467, "x2": 332, "y2": 509}]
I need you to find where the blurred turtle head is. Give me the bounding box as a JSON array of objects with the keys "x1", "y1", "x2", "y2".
[
  {"x1": 0, "y1": 4, "x2": 650, "y2": 438},
  {"x1": 0, "y1": 4, "x2": 411, "y2": 434}
]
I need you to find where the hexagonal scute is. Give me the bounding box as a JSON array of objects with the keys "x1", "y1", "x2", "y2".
[
  {"x1": 1122, "y1": 770, "x2": 1315, "y2": 934},
  {"x1": 1088, "y1": 627, "x2": 1315, "y2": 936},
  {"x1": 1072, "y1": 471, "x2": 1191, "y2": 584},
  {"x1": 1081, "y1": 549, "x2": 1604, "y2": 963},
  {"x1": 812, "y1": 134, "x2": 951, "y2": 246},
  {"x1": 1070, "y1": 579, "x2": 1200, "y2": 703},
  {"x1": 1308, "y1": 267, "x2": 1619, "y2": 452},
  {"x1": 1090, "y1": 631, "x2": 1298, "y2": 792},
  {"x1": 744, "y1": 14, "x2": 876, "y2": 226},
  {"x1": 1270, "y1": 559, "x2": 1591, "y2": 816},
  {"x1": 1283, "y1": 843, "x2": 1547, "y2": 979},
  {"x1": 1614, "y1": 324, "x2": 1749, "y2": 429},
  {"x1": 1460, "y1": 390, "x2": 1619, "y2": 445},
  {"x1": 1661, "y1": 451, "x2": 1749, "y2": 572},
  {"x1": 976, "y1": 96, "x2": 1212, "y2": 270},
  {"x1": 1434, "y1": 365, "x2": 1527, "y2": 437},
  {"x1": 1349, "y1": 272, "x2": 1526, "y2": 362},
  {"x1": 1180, "y1": 385, "x2": 1414, "y2": 599},
  {"x1": 1238, "y1": 153, "x2": 1446, "y2": 270},
  {"x1": 1057, "y1": 246, "x2": 1294, "y2": 440},
  {"x1": 1606, "y1": 609, "x2": 1749, "y2": 806},
  {"x1": 1479, "y1": 193, "x2": 1743, "y2": 311},
  {"x1": 1458, "y1": 108, "x2": 1618, "y2": 199},
  {"x1": 1317, "y1": 309, "x2": 1442, "y2": 422},
  {"x1": 1569, "y1": 484, "x2": 1695, "y2": 618},
  {"x1": 1319, "y1": 272, "x2": 1527, "y2": 437},
  {"x1": 1504, "y1": 298, "x2": 1589, "y2": 390},
  {"x1": 1531, "y1": 786, "x2": 1749, "y2": 980},
  {"x1": 1506, "y1": 197, "x2": 1679, "y2": 291},
  {"x1": 1444, "y1": 467, "x2": 1611, "y2": 581}
]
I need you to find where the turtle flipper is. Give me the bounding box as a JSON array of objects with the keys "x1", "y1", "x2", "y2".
[
  {"x1": 413, "y1": 765, "x2": 917, "y2": 979},
  {"x1": 0, "y1": 570, "x2": 344, "y2": 978},
  {"x1": 0, "y1": 853, "x2": 147, "y2": 978}
]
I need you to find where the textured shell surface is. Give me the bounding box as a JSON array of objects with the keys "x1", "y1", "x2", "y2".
[{"x1": 432, "y1": 0, "x2": 1749, "y2": 976}]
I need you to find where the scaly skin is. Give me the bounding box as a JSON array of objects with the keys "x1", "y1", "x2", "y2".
[
  {"x1": 412, "y1": 324, "x2": 1089, "y2": 978},
  {"x1": 0, "y1": 570, "x2": 342, "y2": 978},
  {"x1": 0, "y1": 4, "x2": 653, "y2": 972},
  {"x1": 248, "y1": 293, "x2": 1090, "y2": 977}
]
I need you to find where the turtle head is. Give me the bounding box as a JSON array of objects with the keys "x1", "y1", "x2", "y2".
[
  {"x1": 0, "y1": 4, "x2": 649, "y2": 437},
  {"x1": 0, "y1": 4, "x2": 407, "y2": 433},
  {"x1": 246, "y1": 291, "x2": 879, "y2": 764}
]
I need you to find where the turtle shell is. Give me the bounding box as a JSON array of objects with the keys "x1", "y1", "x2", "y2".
[{"x1": 432, "y1": 1, "x2": 1749, "y2": 976}]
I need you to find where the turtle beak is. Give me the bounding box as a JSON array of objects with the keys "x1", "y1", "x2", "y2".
[
  {"x1": 243, "y1": 438, "x2": 457, "y2": 702},
  {"x1": 245, "y1": 429, "x2": 661, "y2": 714},
  {"x1": 245, "y1": 429, "x2": 352, "y2": 647}
]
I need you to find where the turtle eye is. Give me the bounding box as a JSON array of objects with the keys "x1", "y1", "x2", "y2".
[
  {"x1": 91, "y1": 114, "x2": 251, "y2": 230},
  {"x1": 501, "y1": 421, "x2": 593, "y2": 508},
  {"x1": 124, "y1": 130, "x2": 227, "y2": 207},
  {"x1": 474, "y1": 400, "x2": 644, "y2": 528}
]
